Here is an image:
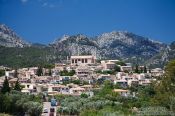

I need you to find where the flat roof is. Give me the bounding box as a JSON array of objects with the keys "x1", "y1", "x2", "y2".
[
  {"x1": 71, "y1": 55, "x2": 95, "y2": 59},
  {"x1": 113, "y1": 89, "x2": 129, "y2": 92}
]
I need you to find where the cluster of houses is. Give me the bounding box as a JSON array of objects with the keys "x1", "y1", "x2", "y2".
[{"x1": 0, "y1": 55, "x2": 164, "y2": 97}]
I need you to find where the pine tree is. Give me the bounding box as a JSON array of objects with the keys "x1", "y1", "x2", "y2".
[
  {"x1": 14, "y1": 79, "x2": 21, "y2": 91},
  {"x1": 1, "y1": 76, "x2": 10, "y2": 94}
]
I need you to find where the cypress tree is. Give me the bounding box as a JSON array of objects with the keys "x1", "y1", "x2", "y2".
[
  {"x1": 14, "y1": 68, "x2": 18, "y2": 78},
  {"x1": 1, "y1": 76, "x2": 10, "y2": 94},
  {"x1": 37, "y1": 66, "x2": 43, "y2": 76},
  {"x1": 144, "y1": 66, "x2": 147, "y2": 73},
  {"x1": 135, "y1": 64, "x2": 139, "y2": 73},
  {"x1": 49, "y1": 69, "x2": 52, "y2": 76},
  {"x1": 14, "y1": 79, "x2": 21, "y2": 91}
]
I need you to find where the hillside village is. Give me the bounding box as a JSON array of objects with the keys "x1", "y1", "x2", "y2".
[
  {"x1": 1, "y1": 0, "x2": 175, "y2": 115},
  {"x1": 0, "y1": 55, "x2": 164, "y2": 97}
]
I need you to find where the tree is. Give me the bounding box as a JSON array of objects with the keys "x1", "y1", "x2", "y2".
[
  {"x1": 144, "y1": 66, "x2": 147, "y2": 73},
  {"x1": 14, "y1": 69, "x2": 18, "y2": 78},
  {"x1": 24, "y1": 101, "x2": 43, "y2": 116},
  {"x1": 0, "y1": 69, "x2": 5, "y2": 77},
  {"x1": 36, "y1": 66, "x2": 43, "y2": 76},
  {"x1": 81, "y1": 93, "x2": 88, "y2": 98},
  {"x1": 14, "y1": 79, "x2": 21, "y2": 91},
  {"x1": 98, "y1": 80, "x2": 114, "y2": 97},
  {"x1": 60, "y1": 70, "x2": 75, "y2": 76},
  {"x1": 135, "y1": 64, "x2": 139, "y2": 73},
  {"x1": 1, "y1": 76, "x2": 10, "y2": 94},
  {"x1": 72, "y1": 80, "x2": 80, "y2": 85},
  {"x1": 114, "y1": 65, "x2": 121, "y2": 72},
  {"x1": 152, "y1": 60, "x2": 175, "y2": 107},
  {"x1": 161, "y1": 60, "x2": 175, "y2": 94},
  {"x1": 138, "y1": 106, "x2": 170, "y2": 116},
  {"x1": 48, "y1": 69, "x2": 52, "y2": 76},
  {"x1": 116, "y1": 61, "x2": 126, "y2": 66}
]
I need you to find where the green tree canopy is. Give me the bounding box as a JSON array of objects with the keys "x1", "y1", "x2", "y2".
[
  {"x1": 153, "y1": 60, "x2": 175, "y2": 108},
  {"x1": 116, "y1": 61, "x2": 126, "y2": 66},
  {"x1": 1, "y1": 76, "x2": 10, "y2": 94},
  {"x1": 0, "y1": 70, "x2": 5, "y2": 77}
]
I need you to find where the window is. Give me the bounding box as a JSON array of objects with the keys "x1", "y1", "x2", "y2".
[
  {"x1": 85, "y1": 59, "x2": 87, "y2": 63},
  {"x1": 82, "y1": 59, "x2": 84, "y2": 63},
  {"x1": 75, "y1": 59, "x2": 77, "y2": 63},
  {"x1": 72, "y1": 59, "x2": 74, "y2": 63}
]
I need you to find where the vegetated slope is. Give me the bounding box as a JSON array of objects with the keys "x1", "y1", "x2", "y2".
[{"x1": 0, "y1": 45, "x2": 66, "y2": 68}]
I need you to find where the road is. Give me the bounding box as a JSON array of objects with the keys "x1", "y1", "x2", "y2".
[{"x1": 42, "y1": 102, "x2": 57, "y2": 116}]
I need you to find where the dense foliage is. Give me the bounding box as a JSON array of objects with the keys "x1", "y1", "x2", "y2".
[
  {"x1": 0, "y1": 69, "x2": 5, "y2": 77},
  {"x1": 60, "y1": 70, "x2": 75, "y2": 76},
  {"x1": 0, "y1": 46, "x2": 67, "y2": 68},
  {"x1": 0, "y1": 91, "x2": 43, "y2": 116},
  {"x1": 0, "y1": 76, "x2": 43, "y2": 116},
  {"x1": 56, "y1": 81, "x2": 132, "y2": 115}
]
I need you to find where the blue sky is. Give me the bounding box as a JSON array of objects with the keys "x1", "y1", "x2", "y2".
[{"x1": 0, "y1": 0, "x2": 175, "y2": 44}]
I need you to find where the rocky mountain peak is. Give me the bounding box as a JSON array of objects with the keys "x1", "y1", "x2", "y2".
[
  {"x1": 58, "y1": 34, "x2": 70, "y2": 42},
  {"x1": 0, "y1": 24, "x2": 30, "y2": 47}
]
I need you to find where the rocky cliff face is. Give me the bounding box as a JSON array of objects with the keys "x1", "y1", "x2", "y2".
[
  {"x1": 146, "y1": 41, "x2": 175, "y2": 68},
  {"x1": 51, "y1": 34, "x2": 98, "y2": 56},
  {"x1": 51, "y1": 31, "x2": 167, "y2": 65},
  {"x1": 0, "y1": 24, "x2": 30, "y2": 47}
]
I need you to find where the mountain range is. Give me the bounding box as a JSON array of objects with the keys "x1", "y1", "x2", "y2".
[{"x1": 0, "y1": 23, "x2": 174, "y2": 68}]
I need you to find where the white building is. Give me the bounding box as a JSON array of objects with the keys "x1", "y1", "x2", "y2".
[
  {"x1": 120, "y1": 66, "x2": 132, "y2": 72},
  {"x1": 69, "y1": 87, "x2": 85, "y2": 95},
  {"x1": 71, "y1": 55, "x2": 96, "y2": 65},
  {"x1": 5, "y1": 70, "x2": 15, "y2": 78},
  {"x1": 101, "y1": 60, "x2": 116, "y2": 70},
  {"x1": 76, "y1": 65, "x2": 91, "y2": 78},
  {"x1": 113, "y1": 89, "x2": 130, "y2": 97},
  {"x1": 151, "y1": 68, "x2": 164, "y2": 77}
]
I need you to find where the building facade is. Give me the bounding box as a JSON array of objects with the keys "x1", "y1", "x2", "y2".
[{"x1": 71, "y1": 55, "x2": 96, "y2": 65}]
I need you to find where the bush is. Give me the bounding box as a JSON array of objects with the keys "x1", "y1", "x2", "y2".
[
  {"x1": 0, "y1": 91, "x2": 43, "y2": 116},
  {"x1": 81, "y1": 93, "x2": 88, "y2": 98}
]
